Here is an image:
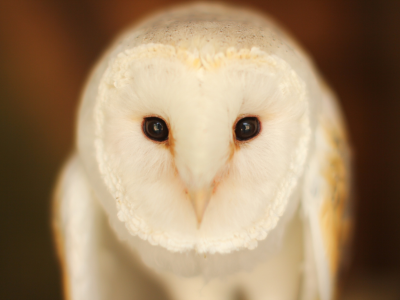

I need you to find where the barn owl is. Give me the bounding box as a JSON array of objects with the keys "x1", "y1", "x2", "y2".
[{"x1": 53, "y1": 3, "x2": 352, "y2": 300}]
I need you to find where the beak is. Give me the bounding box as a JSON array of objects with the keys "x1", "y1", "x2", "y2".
[{"x1": 188, "y1": 186, "x2": 213, "y2": 225}]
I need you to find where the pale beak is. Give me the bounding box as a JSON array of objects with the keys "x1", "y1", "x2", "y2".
[{"x1": 188, "y1": 187, "x2": 213, "y2": 225}]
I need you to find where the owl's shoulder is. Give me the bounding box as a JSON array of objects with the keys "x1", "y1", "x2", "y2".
[{"x1": 302, "y1": 84, "x2": 352, "y2": 300}]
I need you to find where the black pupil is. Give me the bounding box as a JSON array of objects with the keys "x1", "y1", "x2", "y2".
[
  {"x1": 143, "y1": 117, "x2": 169, "y2": 141},
  {"x1": 235, "y1": 117, "x2": 260, "y2": 141}
]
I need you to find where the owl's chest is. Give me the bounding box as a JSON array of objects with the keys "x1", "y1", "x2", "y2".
[{"x1": 155, "y1": 214, "x2": 303, "y2": 300}]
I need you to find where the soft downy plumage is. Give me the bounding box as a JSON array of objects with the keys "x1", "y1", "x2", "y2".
[{"x1": 53, "y1": 3, "x2": 352, "y2": 300}]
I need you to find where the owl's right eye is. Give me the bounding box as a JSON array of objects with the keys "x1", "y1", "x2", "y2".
[
  {"x1": 234, "y1": 117, "x2": 260, "y2": 141},
  {"x1": 143, "y1": 117, "x2": 169, "y2": 142}
]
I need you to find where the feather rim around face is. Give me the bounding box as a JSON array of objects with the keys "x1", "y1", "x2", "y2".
[{"x1": 92, "y1": 43, "x2": 311, "y2": 254}]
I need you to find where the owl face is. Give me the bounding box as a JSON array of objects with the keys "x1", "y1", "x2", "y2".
[{"x1": 90, "y1": 44, "x2": 310, "y2": 254}]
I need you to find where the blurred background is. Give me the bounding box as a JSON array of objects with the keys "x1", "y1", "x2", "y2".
[{"x1": 0, "y1": 0, "x2": 399, "y2": 299}]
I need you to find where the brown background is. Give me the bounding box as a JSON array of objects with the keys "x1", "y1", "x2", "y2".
[{"x1": 0, "y1": 0, "x2": 399, "y2": 299}]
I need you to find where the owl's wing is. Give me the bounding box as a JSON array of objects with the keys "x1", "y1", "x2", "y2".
[
  {"x1": 53, "y1": 154, "x2": 104, "y2": 300},
  {"x1": 301, "y1": 87, "x2": 352, "y2": 300}
]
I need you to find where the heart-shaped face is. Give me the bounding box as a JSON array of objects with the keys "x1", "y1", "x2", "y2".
[{"x1": 90, "y1": 43, "x2": 310, "y2": 254}]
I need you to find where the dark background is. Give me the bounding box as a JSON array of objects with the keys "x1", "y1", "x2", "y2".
[{"x1": 0, "y1": 0, "x2": 399, "y2": 299}]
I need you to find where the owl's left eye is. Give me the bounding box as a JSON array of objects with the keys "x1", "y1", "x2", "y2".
[
  {"x1": 143, "y1": 117, "x2": 169, "y2": 142},
  {"x1": 235, "y1": 117, "x2": 260, "y2": 141}
]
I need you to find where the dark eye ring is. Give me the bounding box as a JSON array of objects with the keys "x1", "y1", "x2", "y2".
[
  {"x1": 234, "y1": 117, "x2": 261, "y2": 141},
  {"x1": 143, "y1": 117, "x2": 169, "y2": 142}
]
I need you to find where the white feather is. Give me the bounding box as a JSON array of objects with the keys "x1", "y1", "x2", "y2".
[{"x1": 54, "y1": 3, "x2": 352, "y2": 300}]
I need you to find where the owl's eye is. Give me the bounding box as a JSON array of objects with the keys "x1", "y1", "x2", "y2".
[
  {"x1": 143, "y1": 117, "x2": 169, "y2": 142},
  {"x1": 235, "y1": 117, "x2": 260, "y2": 141}
]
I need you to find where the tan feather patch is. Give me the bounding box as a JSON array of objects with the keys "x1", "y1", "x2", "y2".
[
  {"x1": 52, "y1": 171, "x2": 71, "y2": 300},
  {"x1": 319, "y1": 120, "x2": 352, "y2": 279}
]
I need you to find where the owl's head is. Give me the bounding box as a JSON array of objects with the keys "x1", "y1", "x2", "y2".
[{"x1": 77, "y1": 3, "x2": 320, "y2": 260}]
